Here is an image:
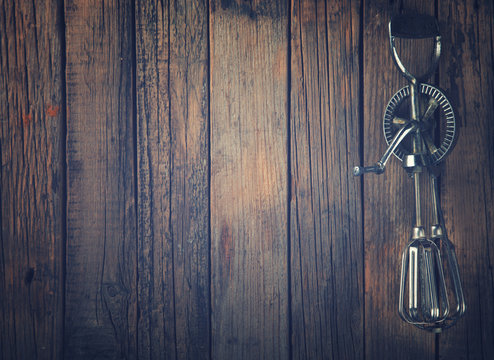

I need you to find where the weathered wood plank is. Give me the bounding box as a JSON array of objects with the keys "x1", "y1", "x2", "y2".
[
  {"x1": 289, "y1": 0, "x2": 363, "y2": 359},
  {"x1": 64, "y1": 0, "x2": 137, "y2": 358},
  {"x1": 438, "y1": 0, "x2": 494, "y2": 358},
  {"x1": 135, "y1": 1, "x2": 175, "y2": 358},
  {"x1": 0, "y1": 0, "x2": 64, "y2": 358},
  {"x1": 210, "y1": 1, "x2": 289, "y2": 358},
  {"x1": 136, "y1": 0, "x2": 210, "y2": 358},
  {"x1": 169, "y1": 0, "x2": 210, "y2": 358},
  {"x1": 363, "y1": 1, "x2": 436, "y2": 359}
]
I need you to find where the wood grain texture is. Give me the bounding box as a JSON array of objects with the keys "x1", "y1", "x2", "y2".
[
  {"x1": 363, "y1": 1, "x2": 436, "y2": 359},
  {"x1": 64, "y1": 0, "x2": 137, "y2": 358},
  {"x1": 438, "y1": 0, "x2": 494, "y2": 358},
  {"x1": 135, "y1": 1, "x2": 175, "y2": 358},
  {"x1": 169, "y1": 0, "x2": 210, "y2": 358},
  {"x1": 289, "y1": 0, "x2": 363, "y2": 359},
  {"x1": 210, "y1": 1, "x2": 289, "y2": 358},
  {"x1": 136, "y1": 0, "x2": 210, "y2": 358},
  {"x1": 0, "y1": 0, "x2": 64, "y2": 359},
  {"x1": 1, "y1": 1, "x2": 493, "y2": 359}
]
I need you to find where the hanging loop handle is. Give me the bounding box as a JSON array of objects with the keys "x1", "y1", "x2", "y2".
[{"x1": 389, "y1": 14, "x2": 441, "y2": 83}]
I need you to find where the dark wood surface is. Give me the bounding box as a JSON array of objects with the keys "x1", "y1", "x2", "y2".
[
  {"x1": 1, "y1": 0, "x2": 493, "y2": 359},
  {"x1": 64, "y1": 0, "x2": 137, "y2": 358},
  {"x1": 169, "y1": 1, "x2": 210, "y2": 357},
  {"x1": 0, "y1": 0, "x2": 64, "y2": 359},
  {"x1": 289, "y1": 0, "x2": 363, "y2": 359},
  {"x1": 210, "y1": 1, "x2": 289, "y2": 358},
  {"x1": 135, "y1": 0, "x2": 176, "y2": 357},
  {"x1": 438, "y1": 0, "x2": 494, "y2": 358},
  {"x1": 136, "y1": 0, "x2": 209, "y2": 358}
]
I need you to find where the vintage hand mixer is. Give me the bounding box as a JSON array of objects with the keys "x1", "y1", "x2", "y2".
[{"x1": 354, "y1": 14, "x2": 466, "y2": 332}]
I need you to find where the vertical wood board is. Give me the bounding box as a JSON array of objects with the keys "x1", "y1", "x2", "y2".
[
  {"x1": 169, "y1": 0, "x2": 210, "y2": 358},
  {"x1": 135, "y1": 1, "x2": 176, "y2": 358},
  {"x1": 289, "y1": 0, "x2": 363, "y2": 359},
  {"x1": 210, "y1": 0, "x2": 289, "y2": 358},
  {"x1": 0, "y1": 0, "x2": 64, "y2": 358},
  {"x1": 438, "y1": 0, "x2": 494, "y2": 358},
  {"x1": 136, "y1": 0, "x2": 210, "y2": 358},
  {"x1": 64, "y1": 0, "x2": 137, "y2": 358}
]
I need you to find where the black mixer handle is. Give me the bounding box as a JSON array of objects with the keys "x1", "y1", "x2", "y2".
[
  {"x1": 389, "y1": 14, "x2": 441, "y2": 83},
  {"x1": 390, "y1": 14, "x2": 440, "y2": 39}
]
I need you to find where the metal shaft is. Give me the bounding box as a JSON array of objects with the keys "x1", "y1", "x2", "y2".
[
  {"x1": 410, "y1": 81, "x2": 420, "y2": 122},
  {"x1": 410, "y1": 81, "x2": 423, "y2": 228},
  {"x1": 414, "y1": 173, "x2": 422, "y2": 227},
  {"x1": 431, "y1": 174, "x2": 440, "y2": 225}
]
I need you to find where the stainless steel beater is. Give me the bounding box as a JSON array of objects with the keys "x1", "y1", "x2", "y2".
[{"x1": 354, "y1": 14, "x2": 466, "y2": 332}]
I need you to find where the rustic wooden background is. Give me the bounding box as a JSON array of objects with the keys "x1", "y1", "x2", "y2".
[{"x1": 1, "y1": 0, "x2": 493, "y2": 359}]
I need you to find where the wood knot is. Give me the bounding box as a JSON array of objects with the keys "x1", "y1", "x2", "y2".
[{"x1": 106, "y1": 284, "x2": 118, "y2": 297}]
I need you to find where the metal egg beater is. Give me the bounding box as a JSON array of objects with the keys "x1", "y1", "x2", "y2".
[{"x1": 354, "y1": 14, "x2": 466, "y2": 332}]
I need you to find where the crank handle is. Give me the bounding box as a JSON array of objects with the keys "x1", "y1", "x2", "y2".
[
  {"x1": 353, "y1": 121, "x2": 416, "y2": 177},
  {"x1": 353, "y1": 163, "x2": 384, "y2": 176}
]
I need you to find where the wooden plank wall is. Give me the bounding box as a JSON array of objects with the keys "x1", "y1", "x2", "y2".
[{"x1": 1, "y1": 0, "x2": 493, "y2": 359}]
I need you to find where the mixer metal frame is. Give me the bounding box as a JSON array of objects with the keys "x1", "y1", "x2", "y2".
[{"x1": 354, "y1": 14, "x2": 466, "y2": 332}]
